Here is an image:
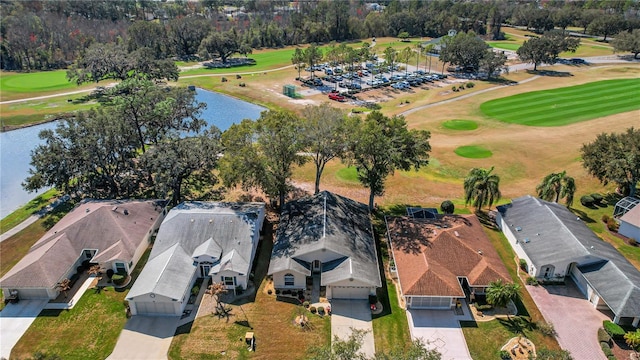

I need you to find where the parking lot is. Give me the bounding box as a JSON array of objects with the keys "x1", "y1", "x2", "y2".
[{"x1": 299, "y1": 62, "x2": 451, "y2": 104}]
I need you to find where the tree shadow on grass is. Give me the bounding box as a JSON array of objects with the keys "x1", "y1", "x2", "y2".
[
  {"x1": 498, "y1": 316, "x2": 535, "y2": 336},
  {"x1": 569, "y1": 208, "x2": 596, "y2": 223},
  {"x1": 526, "y1": 70, "x2": 573, "y2": 77},
  {"x1": 174, "y1": 321, "x2": 193, "y2": 336}
]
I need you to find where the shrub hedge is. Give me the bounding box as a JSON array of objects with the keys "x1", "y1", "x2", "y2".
[
  {"x1": 597, "y1": 328, "x2": 612, "y2": 345},
  {"x1": 603, "y1": 320, "x2": 626, "y2": 340},
  {"x1": 519, "y1": 259, "x2": 528, "y2": 272},
  {"x1": 581, "y1": 195, "x2": 595, "y2": 207},
  {"x1": 600, "y1": 342, "x2": 613, "y2": 357},
  {"x1": 591, "y1": 193, "x2": 604, "y2": 203}
]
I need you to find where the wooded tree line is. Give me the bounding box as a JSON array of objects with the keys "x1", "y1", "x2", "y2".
[{"x1": 2, "y1": 0, "x2": 639, "y2": 71}]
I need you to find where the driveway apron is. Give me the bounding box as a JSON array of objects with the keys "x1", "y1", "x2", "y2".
[
  {"x1": 407, "y1": 309, "x2": 473, "y2": 360},
  {"x1": 0, "y1": 299, "x2": 48, "y2": 359},
  {"x1": 331, "y1": 299, "x2": 375, "y2": 358},
  {"x1": 526, "y1": 281, "x2": 609, "y2": 360},
  {"x1": 107, "y1": 316, "x2": 179, "y2": 360}
]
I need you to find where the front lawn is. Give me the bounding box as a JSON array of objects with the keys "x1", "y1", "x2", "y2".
[
  {"x1": 11, "y1": 248, "x2": 152, "y2": 359},
  {"x1": 480, "y1": 78, "x2": 640, "y2": 126},
  {"x1": 372, "y1": 279, "x2": 411, "y2": 354},
  {"x1": 169, "y1": 222, "x2": 331, "y2": 359},
  {"x1": 11, "y1": 286, "x2": 128, "y2": 360}
]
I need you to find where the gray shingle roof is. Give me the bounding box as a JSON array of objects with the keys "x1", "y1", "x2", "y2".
[
  {"x1": 0, "y1": 199, "x2": 164, "y2": 289},
  {"x1": 268, "y1": 191, "x2": 381, "y2": 287},
  {"x1": 498, "y1": 195, "x2": 640, "y2": 319},
  {"x1": 127, "y1": 202, "x2": 264, "y2": 301}
]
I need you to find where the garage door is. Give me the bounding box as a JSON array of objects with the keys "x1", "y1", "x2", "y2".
[
  {"x1": 410, "y1": 296, "x2": 452, "y2": 309},
  {"x1": 133, "y1": 301, "x2": 177, "y2": 316},
  {"x1": 331, "y1": 286, "x2": 371, "y2": 299},
  {"x1": 16, "y1": 288, "x2": 50, "y2": 299}
]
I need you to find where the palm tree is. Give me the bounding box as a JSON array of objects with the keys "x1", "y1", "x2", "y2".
[
  {"x1": 486, "y1": 279, "x2": 520, "y2": 319},
  {"x1": 57, "y1": 278, "x2": 72, "y2": 298},
  {"x1": 464, "y1": 166, "x2": 501, "y2": 212},
  {"x1": 536, "y1": 171, "x2": 576, "y2": 207},
  {"x1": 400, "y1": 46, "x2": 413, "y2": 77}
]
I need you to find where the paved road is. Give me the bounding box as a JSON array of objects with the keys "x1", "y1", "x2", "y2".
[
  {"x1": 0, "y1": 300, "x2": 48, "y2": 360},
  {"x1": 331, "y1": 299, "x2": 375, "y2": 358}
]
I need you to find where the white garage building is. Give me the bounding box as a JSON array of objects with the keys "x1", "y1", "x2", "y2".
[
  {"x1": 127, "y1": 202, "x2": 265, "y2": 317},
  {"x1": 497, "y1": 196, "x2": 640, "y2": 327},
  {"x1": 268, "y1": 191, "x2": 381, "y2": 301}
]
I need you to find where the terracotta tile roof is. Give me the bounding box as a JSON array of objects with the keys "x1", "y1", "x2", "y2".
[{"x1": 387, "y1": 214, "x2": 511, "y2": 297}]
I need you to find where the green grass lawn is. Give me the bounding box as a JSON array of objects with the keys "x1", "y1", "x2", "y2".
[
  {"x1": 480, "y1": 78, "x2": 640, "y2": 126},
  {"x1": 372, "y1": 280, "x2": 411, "y2": 354},
  {"x1": 0, "y1": 189, "x2": 59, "y2": 233},
  {"x1": 11, "y1": 248, "x2": 152, "y2": 360},
  {"x1": 0, "y1": 70, "x2": 76, "y2": 97},
  {"x1": 487, "y1": 42, "x2": 521, "y2": 51},
  {"x1": 335, "y1": 166, "x2": 360, "y2": 183},
  {"x1": 442, "y1": 119, "x2": 478, "y2": 131},
  {"x1": 454, "y1": 145, "x2": 493, "y2": 159}
]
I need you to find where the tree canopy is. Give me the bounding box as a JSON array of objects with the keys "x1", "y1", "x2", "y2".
[
  {"x1": 612, "y1": 29, "x2": 640, "y2": 59},
  {"x1": 581, "y1": 127, "x2": 640, "y2": 197},
  {"x1": 219, "y1": 110, "x2": 307, "y2": 208},
  {"x1": 517, "y1": 30, "x2": 580, "y2": 71},
  {"x1": 198, "y1": 30, "x2": 240, "y2": 63},
  {"x1": 463, "y1": 166, "x2": 501, "y2": 212},
  {"x1": 301, "y1": 103, "x2": 351, "y2": 194},
  {"x1": 23, "y1": 82, "x2": 215, "y2": 204},
  {"x1": 486, "y1": 279, "x2": 520, "y2": 319},
  {"x1": 440, "y1": 31, "x2": 488, "y2": 72},
  {"x1": 346, "y1": 111, "x2": 431, "y2": 211}
]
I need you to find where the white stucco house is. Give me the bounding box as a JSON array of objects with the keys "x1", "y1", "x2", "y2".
[
  {"x1": 0, "y1": 199, "x2": 166, "y2": 300},
  {"x1": 127, "y1": 202, "x2": 265, "y2": 317},
  {"x1": 497, "y1": 196, "x2": 640, "y2": 327},
  {"x1": 618, "y1": 203, "x2": 640, "y2": 244},
  {"x1": 268, "y1": 191, "x2": 381, "y2": 300}
]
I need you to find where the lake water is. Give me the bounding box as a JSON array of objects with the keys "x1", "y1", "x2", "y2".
[{"x1": 0, "y1": 88, "x2": 265, "y2": 218}]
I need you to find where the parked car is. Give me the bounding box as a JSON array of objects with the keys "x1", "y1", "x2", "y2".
[
  {"x1": 325, "y1": 68, "x2": 334, "y2": 75},
  {"x1": 313, "y1": 78, "x2": 323, "y2": 86},
  {"x1": 328, "y1": 93, "x2": 345, "y2": 101}
]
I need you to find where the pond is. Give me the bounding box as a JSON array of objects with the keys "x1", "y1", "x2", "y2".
[{"x1": 0, "y1": 89, "x2": 265, "y2": 219}]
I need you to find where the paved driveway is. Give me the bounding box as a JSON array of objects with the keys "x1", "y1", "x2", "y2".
[
  {"x1": 407, "y1": 309, "x2": 472, "y2": 360},
  {"x1": 107, "y1": 316, "x2": 179, "y2": 360},
  {"x1": 331, "y1": 299, "x2": 375, "y2": 358},
  {"x1": 526, "y1": 280, "x2": 609, "y2": 360},
  {"x1": 0, "y1": 300, "x2": 48, "y2": 359}
]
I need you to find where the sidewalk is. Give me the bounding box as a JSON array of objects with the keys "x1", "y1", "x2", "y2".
[{"x1": 0, "y1": 195, "x2": 69, "y2": 242}]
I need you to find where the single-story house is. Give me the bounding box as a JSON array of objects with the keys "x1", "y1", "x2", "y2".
[
  {"x1": 0, "y1": 199, "x2": 166, "y2": 300},
  {"x1": 268, "y1": 191, "x2": 381, "y2": 300},
  {"x1": 618, "y1": 203, "x2": 640, "y2": 244},
  {"x1": 127, "y1": 201, "x2": 265, "y2": 317},
  {"x1": 497, "y1": 195, "x2": 640, "y2": 326},
  {"x1": 386, "y1": 214, "x2": 511, "y2": 309}
]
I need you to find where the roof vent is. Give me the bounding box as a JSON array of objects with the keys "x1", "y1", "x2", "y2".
[
  {"x1": 536, "y1": 233, "x2": 540, "y2": 236},
  {"x1": 577, "y1": 217, "x2": 581, "y2": 221},
  {"x1": 524, "y1": 238, "x2": 530, "y2": 243},
  {"x1": 191, "y1": 218, "x2": 195, "y2": 222},
  {"x1": 112, "y1": 206, "x2": 118, "y2": 212},
  {"x1": 454, "y1": 231, "x2": 460, "y2": 237},
  {"x1": 123, "y1": 209, "x2": 129, "y2": 215},
  {"x1": 209, "y1": 219, "x2": 213, "y2": 223},
  {"x1": 86, "y1": 208, "x2": 90, "y2": 213},
  {"x1": 515, "y1": 226, "x2": 522, "y2": 231},
  {"x1": 590, "y1": 245, "x2": 595, "y2": 249},
  {"x1": 477, "y1": 250, "x2": 483, "y2": 255}
]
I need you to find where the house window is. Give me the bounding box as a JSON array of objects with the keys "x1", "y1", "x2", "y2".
[
  {"x1": 223, "y1": 276, "x2": 235, "y2": 286},
  {"x1": 284, "y1": 273, "x2": 295, "y2": 287},
  {"x1": 115, "y1": 262, "x2": 126, "y2": 274}
]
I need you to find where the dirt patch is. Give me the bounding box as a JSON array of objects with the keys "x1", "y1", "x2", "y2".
[{"x1": 501, "y1": 337, "x2": 536, "y2": 359}]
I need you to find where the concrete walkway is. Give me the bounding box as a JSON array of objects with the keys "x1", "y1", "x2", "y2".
[
  {"x1": 0, "y1": 299, "x2": 48, "y2": 359},
  {"x1": 407, "y1": 304, "x2": 473, "y2": 360},
  {"x1": 1, "y1": 195, "x2": 69, "y2": 242},
  {"x1": 526, "y1": 281, "x2": 610, "y2": 360},
  {"x1": 331, "y1": 299, "x2": 375, "y2": 358},
  {"x1": 107, "y1": 316, "x2": 179, "y2": 360}
]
